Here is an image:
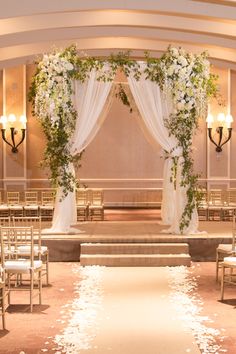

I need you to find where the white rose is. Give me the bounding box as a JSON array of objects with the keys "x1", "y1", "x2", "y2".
[
  {"x1": 174, "y1": 64, "x2": 181, "y2": 73},
  {"x1": 167, "y1": 66, "x2": 174, "y2": 76},
  {"x1": 170, "y1": 47, "x2": 179, "y2": 57},
  {"x1": 179, "y1": 68, "x2": 187, "y2": 77},
  {"x1": 178, "y1": 56, "x2": 188, "y2": 67},
  {"x1": 65, "y1": 62, "x2": 74, "y2": 71}
]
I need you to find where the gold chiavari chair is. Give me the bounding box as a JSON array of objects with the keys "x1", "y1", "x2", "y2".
[
  {"x1": 12, "y1": 216, "x2": 49, "y2": 286},
  {"x1": 40, "y1": 191, "x2": 55, "y2": 223},
  {"x1": 0, "y1": 191, "x2": 9, "y2": 218},
  {"x1": 197, "y1": 189, "x2": 208, "y2": 221},
  {"x1": 88, "y1": 189, "x2": 104, "y2": 221},
  {"x1": 0, "y1": 226, "x2": 42, "y2": 312},
  {"x1": 0, "y1": 266, "x2": 8, "y2": 329},
  {"x1": 208, "y1": 189, "x2": 223, "y2": 221},
  {"x1": 216, "y1": 215, "x2": 236, "y2": 282},
  {"x1": 220, "y1": 254, "x2": 236, "y2": 301},
  {"x1": 7, "y1": 191, "x2": 23, "y2": 217},
  {"x1": 76, "y1": 189, "x2": 88, "y2": 221},
  {"x1": 24, "y1": 191, "x2": 39, "y2": 217}
]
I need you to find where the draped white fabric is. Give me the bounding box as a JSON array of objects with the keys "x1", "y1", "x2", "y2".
[
  {"x1": 46, "y1": 68, "x2": 113, "y2": 233},
  {"x1": 127, "y1": 64, "x2": 178, "y2": 226},
  {"x1": 128, "y1": 63, "x2": 199, "y2": 233}
]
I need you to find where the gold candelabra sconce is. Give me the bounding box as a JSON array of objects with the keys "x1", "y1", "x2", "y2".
[
  {"x1": 206, "y1": 112, "x2": 233, "y2": 152},
  {"x1": 0, "y1": 114, "x2": 27, "y2": 153}
]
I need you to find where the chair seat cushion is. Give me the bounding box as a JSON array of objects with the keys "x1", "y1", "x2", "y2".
[
  {"x1": 24, "y1": 205, "x2": 39, "y2": 210},
  {"x1": 5, "y1": 260, "x2": 42, "y2": 273},
  {"x1": 217, "y1": 244, "x2": 234, "y2": 253},
  {"x1": 18, "y1": 245, "x2": 48, "y2": 255},
  {"x1": 9, "y1": 206, "x2": 23, "y2": 210},
  {"x1": 40, "y1": 206, "x2": 54, "y2": 210},
  {"x1": 0, "y1": 205, "x2": 9, "y2": 210},
  {"x1": 89, "y1": 205, "x2": 104, "y2": 209},
  {"x1": 223, "y1": 256, "x2": 236, "y2": 267}
]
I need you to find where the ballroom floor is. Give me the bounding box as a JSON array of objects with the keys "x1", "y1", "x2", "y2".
[
  {"x1": 0, "y1": 262, "x2": 235, "y2": 354},
  {"x1": 0, "y1": 210, "x2": 236, "y2": 353}
]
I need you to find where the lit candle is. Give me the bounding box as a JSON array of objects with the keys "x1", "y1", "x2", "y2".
[
  {"x1": 0, "y1": 115, "x2": 7, "y2": 129},
  {"x1": 19, "y1": 115, "x2": 27, "y2": 129},
  {"x1": 225, "y1": 114, "x2": 233, "y2": 128},
  {"x1": 8, "y1": 113, "x2": 16, "y2": 127},
  {"x1": 206, "y1": 113, "x2": 214, "y2": 128},
  {"x1": 217, "y1": 112, "x2": 225, "y2": 125}
]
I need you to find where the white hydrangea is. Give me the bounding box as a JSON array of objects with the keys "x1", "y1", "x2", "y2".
[
  {"x1": 163, "y1": 47, "x2": 210, "y2": 116},
  {"x1": 34, "y1": 51, "x2": 74, "y2": 125}
]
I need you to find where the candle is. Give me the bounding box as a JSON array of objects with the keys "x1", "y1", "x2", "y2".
[
  {"x1": 225, "y1": 114, "x2": 233, "y2": 128},
  {"x1": 0, "y1": 115, "x2": 7, "y2": 129},
  {"x1": 206, "y1": 113, "x2": 214, "y2": 128},
  {"x1": 19, "y1": 115, "x2": 27, "y2": 129}
]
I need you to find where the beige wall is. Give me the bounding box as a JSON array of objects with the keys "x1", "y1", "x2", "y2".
[
  {"x1": 26, "y1": 65, "x2": 47, "y2": 187},
  {"x1": 0, "y1": 64, "x2": 235, "y2": 205}
]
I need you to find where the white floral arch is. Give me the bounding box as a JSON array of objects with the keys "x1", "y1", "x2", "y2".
[{"x1": 29, "y1": 45, "x2": 217, "y2": 235}]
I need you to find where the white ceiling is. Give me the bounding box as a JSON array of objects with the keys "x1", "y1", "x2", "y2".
[{"x1": 1, "y1": 0, "x2": 236, "y2": 69}]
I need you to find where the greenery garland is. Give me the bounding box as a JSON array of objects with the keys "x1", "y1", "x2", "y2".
[
  {"x1": 29, "y1": 44, "x2": 217, "y2": 232},
  {"x1": 145, "y1": 47, "x2": 218, "y2": 231}
]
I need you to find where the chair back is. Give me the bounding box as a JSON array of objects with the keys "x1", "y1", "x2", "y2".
[
  {"x1": 7, "y1": 192, "x2": 21, "y2": 205},
  {"x1": 41, "y1": 191, "x2": 55, "y2": 205},
  {"x1": 228, "y1": 190, "x2": 236, "y2": 206},
  {"x1": 11, "y1": 216, "x2": 42, "y2": 250},
  {"x1": 0, "y1": 226, "x2": 34, "y2": 267},
  {"x1": 208, "y1": 190, "x2": 223, "y2": 206},
  {"x1": 25, "y1": 191, "x2": 38, "y2": 205},
  {"x1": 76, "y1": 189, "x2": 87, "y2": 206},
  {"x1": 90, "y1": 189, "x2": 103, "y2": 206}
]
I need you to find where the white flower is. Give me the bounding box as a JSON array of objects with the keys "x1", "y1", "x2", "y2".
[
  {"x1": 170, "y1": 47, "x2": 179, "y2": 57},
  {"x1": 176, "y1": 100, "x2": 186, "y2": 110},
  {"x1": 65, "y1": 62, "x2": 74, "y2": 71},
  {"x1": 178, "y1": 56, "x2": 188, "y2": 67},
  {"x1": 167, "y1": 66, "x2": 174, "y2": 76}
]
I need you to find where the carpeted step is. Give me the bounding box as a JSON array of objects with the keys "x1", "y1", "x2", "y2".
[
  {"x1": 81, "y1": 242, "x2": 189, "y2": 255},
  {"x1": 80, "y1": 253, "x2": 191, "y2": 267}
]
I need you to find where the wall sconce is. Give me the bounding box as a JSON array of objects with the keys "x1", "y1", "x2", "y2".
[
  {"x1": 206, "y1": 112, "x2": 233, "y2": 152},
  {"x1": 0, "y1": 114, "x2": 27, "y2": 153}
]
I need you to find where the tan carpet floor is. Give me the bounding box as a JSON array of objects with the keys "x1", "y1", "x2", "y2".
[{"x1": 0, "y1": 262, "x2": 235, "y2": 353}]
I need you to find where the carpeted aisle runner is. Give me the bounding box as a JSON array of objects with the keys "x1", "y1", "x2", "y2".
[
  {"x1": 54, "y1": 267, "x2": 201, "y2": 354},
  {"x1": 81, "y1": 267, "x2": 200, "y2": 354}
]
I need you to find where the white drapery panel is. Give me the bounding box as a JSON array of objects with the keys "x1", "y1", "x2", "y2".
[
  {"x1": 128, "y1": 63, "x2": 199, "y2": 233},
  {"x1": 127, "y1": 64, "x2": 178, "y2": 226},
  {"x1": 46, "y1": 68, "x2": 113, "y2": 233}
]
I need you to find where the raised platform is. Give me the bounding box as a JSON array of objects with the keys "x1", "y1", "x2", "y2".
[{"x1": 41, "y1": 220, "x2": 234, "y2": 262}]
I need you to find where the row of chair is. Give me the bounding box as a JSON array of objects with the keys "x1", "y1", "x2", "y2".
[
  {"x1": 198, "y1": 189, "x2": 236, "y2": 221},
  {"x1": 0, "y1": 189, "x2": 104, "y2": 221},
  {"x1": 0, "y1": 191, "x2": 55, "y2": 220}
]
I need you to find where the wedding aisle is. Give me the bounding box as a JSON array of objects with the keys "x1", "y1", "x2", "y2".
[
  {"x1": 0, "y1": 263, "x2": 232, "y2": 354},
  {"x1": 50, "y1": 266, "x2": 225, "y2": 354},
  {"x1": 65, "y1": 267, "x2": 200, "y2": 354}
]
